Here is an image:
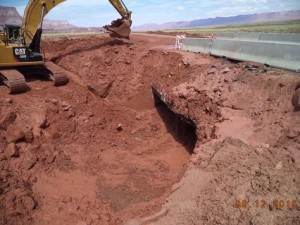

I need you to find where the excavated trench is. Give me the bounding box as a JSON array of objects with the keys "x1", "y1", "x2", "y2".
[
  {"x1": 52, "y1": 36, "x2": 219, "y2": 223},
  {"x1": 35, "y1": 35, "x2": 300, "y2": 225},
  {"x1": 0, "y1": 36, "x2": 220, "y2": 225},
  {"x1": 48, "y1": 36, "x2": 220, "y2": 223}
]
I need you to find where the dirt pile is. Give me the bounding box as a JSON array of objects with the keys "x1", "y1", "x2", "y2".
[
  {"x1": 129, "y1": 136, "x2": 299, "y2": 225},
  {"x1": 127, "y1": 43, "x2": 300, "y2": 225},
  {"x1": 1, "y1": 34, "x2": 300, "y2": 225},
  {"x1": 1, "y1": 34, "x2": 209, "y2": 225},
  {"x1": 197, "y1": 136, "x2": 299, "y2": 225}
]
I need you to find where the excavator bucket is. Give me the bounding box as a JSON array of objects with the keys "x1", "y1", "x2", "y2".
[{"x1": 104, "y1": 18, "x2": 131, "y2": 39}]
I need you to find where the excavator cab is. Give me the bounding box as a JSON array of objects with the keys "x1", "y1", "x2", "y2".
[
  {"x1": 6, "y1": 25, "x2": 21, "y2": 43},
  {"x1": 1, "y1": 24, "x2": 24, "y2": 45}
]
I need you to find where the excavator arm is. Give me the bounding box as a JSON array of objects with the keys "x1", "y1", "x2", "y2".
[
  {"x1": 21, "y1": 0, "x2": 132, "y2": 47},
  {"x1": 109, "y1": 0, "x2": 132, "y2": 20},
  {"x1": 104, "y1": 0, "x2": 132, "y2": 38},
  {"x1": 22, "y1": 0, "x2": 66, "y2": 46}
]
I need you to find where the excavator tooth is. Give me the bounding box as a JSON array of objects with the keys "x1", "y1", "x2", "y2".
[
  {"x1": 0, "y1": 69, "x2": 29, "y2": 94},
  {"x1": 45, "y1": 61, "x2": 69, "y2": 86}
]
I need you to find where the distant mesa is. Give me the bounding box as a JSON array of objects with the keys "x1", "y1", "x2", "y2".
[
  {"x1": 43, "y1": 19, "x2": 77, "y2": 30},
  {"x1": 1, "y1": 5, "x2": 300, "y2": 33},
  {"x1": 133, "y1": 10, "x2": 300, "y2": 31},
  {"x1": 0, "y1": 6, "x2": 77, "y2": 30},
  {"x1": 0, "y1": 6, "x2": 22, "y2": 25}
]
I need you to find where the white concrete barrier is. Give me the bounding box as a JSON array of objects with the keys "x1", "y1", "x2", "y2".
[
  {"x1": 182, "y1": 38, "x2": 212, "y2": 54},
  {"x1": 216, "y1": 32, "x2": 300, "y2": 43},
  {"x1": 181, "y1": 33, "x2": 300, "y2": 72},
  {"x1": 211, "y1": 39, "x2": 300, "y2": 71}
]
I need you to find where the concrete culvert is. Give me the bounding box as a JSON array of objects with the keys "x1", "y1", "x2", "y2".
[{"x1": 152, "y1": 87, "x2": 197, "y2": 154}]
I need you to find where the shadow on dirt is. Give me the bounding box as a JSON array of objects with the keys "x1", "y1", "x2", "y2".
[{"x1": 152, "y1": 90, "x2": 197, "y2": 154}]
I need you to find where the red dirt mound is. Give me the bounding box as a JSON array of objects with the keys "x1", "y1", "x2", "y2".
[{"x1": 1, "y1": 33, "x2": 299, "y2": 225}]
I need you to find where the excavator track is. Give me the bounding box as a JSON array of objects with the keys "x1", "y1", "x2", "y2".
[
  {"x1": 0, "y1": 69, "x2": 29, "y2": 94},
  {"x1": 45, "y1": 61, "x2": 69, "y2": 86},
  {"x1": 0, "y1": 62, "x2": 69, "y2": 94}
]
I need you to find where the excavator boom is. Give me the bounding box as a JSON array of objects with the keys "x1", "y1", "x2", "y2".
[
  {"x1": 22, "y1": 0, "x2": 66, "y2": 45},
  {"x1": 22, "y1": 0, "x2": 132, "y2": 45}
]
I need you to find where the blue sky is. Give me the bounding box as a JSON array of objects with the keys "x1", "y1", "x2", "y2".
[{"x1": 1, "y1": 0, "x2": 300, "y2": 27}]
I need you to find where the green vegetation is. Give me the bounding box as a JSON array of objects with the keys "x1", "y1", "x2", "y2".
[
  {"x1": 166, "y1": 20, "x2": 300, "y2": 34},
  {"x1": 42, "y1": 32, "x2": 105, "y2": 40},
  {"x1": 41, "y1": 20, "x2": 300, "y2": 40}
]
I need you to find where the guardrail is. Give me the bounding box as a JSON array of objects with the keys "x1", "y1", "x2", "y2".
[{"x1": 181, "y1": 33, "x2": 300, "y2": 72}]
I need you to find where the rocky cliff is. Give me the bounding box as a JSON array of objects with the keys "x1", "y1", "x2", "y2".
[
  {"x1": 134, "y1": 10, "x2": 300, "y2": 31},
  {"x1": 0, "y1": 6, "x2": 76, "y2": 30},
  {"x1": 0, "y1": 6, "x2": 22, "y2": 25}
]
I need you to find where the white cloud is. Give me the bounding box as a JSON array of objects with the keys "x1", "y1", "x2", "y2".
[
  {"x1": 209, "y1": 6, "x2": 259, "y2": 17},
  {"x1": 59, "y1": 0, "x2": 109, "y2": 7},
  {"x1": 177, "y1": 5, "x2": 185, "y2": 10}
]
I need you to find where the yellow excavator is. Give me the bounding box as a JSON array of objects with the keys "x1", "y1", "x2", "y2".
[{"x1": 0, "y1": 0, "x2": 132, "y2": 94}]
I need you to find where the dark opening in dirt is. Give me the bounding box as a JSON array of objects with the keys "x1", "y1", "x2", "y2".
[
  {"x1": 152, "y1": 89, "x2": 197, "y2": 154},
  {"x1": 17, "y1": 66, "x2": 51, "y2": 83}
]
